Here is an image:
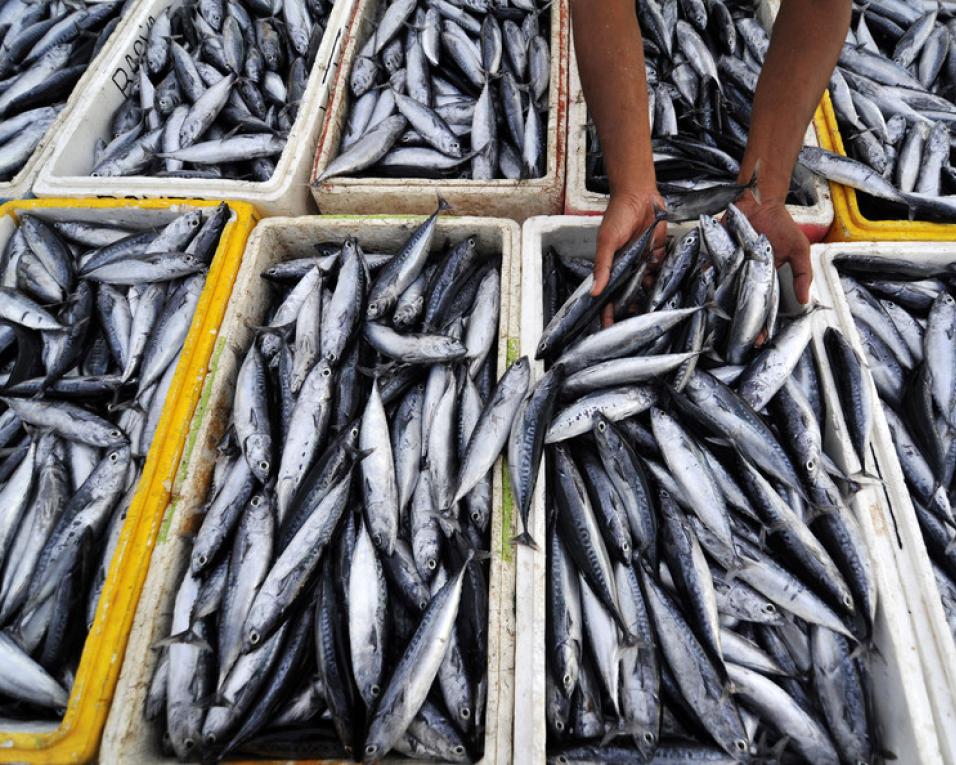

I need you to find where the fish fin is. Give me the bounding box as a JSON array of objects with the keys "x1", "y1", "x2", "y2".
[
  {"x1": 511, "y1": 530, "x2": 539, "y2": 549},
  {"x1": 247, "y1": 320, "x2": 296, "y2": 337},
  {"x1": 703, "y1": 299, "x2": 732, "y2": 321},
  {"x1": 845, "y1": 470, "x2": 884, "y2": 491},
  {"x1": 152, "y1": 629, "x2": 212, "y2": 652},
  {"x1": 776, "y1": 298, "x2": 832, "y2": 318}
]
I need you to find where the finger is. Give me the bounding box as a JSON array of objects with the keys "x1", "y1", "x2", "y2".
[
  {"x1": 651, "y1": 219, "x2": 668, "y2": 256},
  {"x1": 601, "y1": 302, "x2": 615, "y2": 328},
  {"x1": 793, "y1": 269, "x2": 813, "y2": 305}
]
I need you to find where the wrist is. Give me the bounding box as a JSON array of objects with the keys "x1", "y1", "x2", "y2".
[{"x1": 738, "y1": 157, "x2": 791, "y2": 207}]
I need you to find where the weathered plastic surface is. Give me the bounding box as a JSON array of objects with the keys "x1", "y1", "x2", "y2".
[
  {"x1": 32, "y1": 0, "x2": 356, "y2": 216},
  {"x1": 309, "y1": 0, "x2": 569, "y2": 220},
  {"x1": 512, "y1": 215, "x2": 942, "y2": 765},
  {"x1": 816, "y1": 241, "x2": 956, "y2": 764},
  {"x1": 102, "y1": 214, "x2": 521, "y2": 765},
  {"x1": 0, "y1": 197, "x2": 258, "y2": 764}
]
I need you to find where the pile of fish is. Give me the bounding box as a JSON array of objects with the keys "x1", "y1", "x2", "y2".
[
  {"x1": 0, "y1": 0, "x2": 128, "y2": 181},
  {"x1": 833, "y1": 252, "x2": 956, "y2": 647},
  {"x1": 88, "y1": 0, "x2": 337, "y2": 180},
  {"x1": 0, "y1": 205, "x2": 229, "y2": 721},
  {"x1": 583, "y1": 0, "x2": 819, "y2": 216},
  {"x1": 316, "y1": 0, "x2": 550, "y2": 183},
  {"x1": 152, "y1": 203, "x2": 516, "y2": 762},
  {"x1": 798, "y1": 1, "x2": 956, "y2": 222},
  {"x1": 532, "y1": 212, "x2": 885, "y2": 764}
]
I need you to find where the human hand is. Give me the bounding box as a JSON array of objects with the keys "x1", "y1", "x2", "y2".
[
  {"x1": 732, "y1": 191, "x2": 812, "y2": 305},
  {"x1": 592, "y1": 188, "x2": 668, "y2": 327}
]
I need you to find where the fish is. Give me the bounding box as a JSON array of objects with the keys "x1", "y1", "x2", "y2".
[
  {"x1": 89, "y1": 0, "x2": 335, "y2": 181},
  {"x1": 317, "y1": 0, "x2": 552, "y2": 182},
  {"x1": 0, "y1": 0, "x2": 126, "y2": 180},
  {"x1": 541, "y1": 213, "x2": 884, "y2": 764},
  {"x1": 0, "y1": 205, "x2": 228, "y2": 724},
  {"x1": 796, "y1": 4, "x2": 956, "y2": 222},
  {"x1": 833, "y1": 252, "x2": 956, "y2": 648},
  {"x1": 154, "y1": 211, "x2": 513, "y2": 761},
  {"x1": 583, "y1": 0, "x2": 818, "y2": 216}
]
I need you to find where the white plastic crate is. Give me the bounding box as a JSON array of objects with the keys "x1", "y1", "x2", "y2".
[
  {"x1": 309, "y1": 0, "x2": 569, "y2": 220},
  {"x1": 101, "y1": 214, "x2": 521, "y2": 765},
  {"x1": 513, "y1": 215, "x2": 941, "y2": 765},
  {"x1": 562, "y1": 2, "x2": 834, "y2": 242},
  {"x1": 816, "y1": 242, "x2": 956, "y2": 765},
  {"x1": 32, "y1": 0, "x2": 356, "y2": 216}
]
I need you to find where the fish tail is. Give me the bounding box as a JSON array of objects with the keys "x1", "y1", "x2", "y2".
[{"x1": 511, "y1": 530, "x2": 539, "y2": 549}]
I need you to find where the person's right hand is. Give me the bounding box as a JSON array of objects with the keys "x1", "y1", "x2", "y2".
[{"x1": 592, "y1": 187, "x2": 667, "y2": 327}]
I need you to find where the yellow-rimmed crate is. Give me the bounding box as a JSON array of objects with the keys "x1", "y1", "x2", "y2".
[
  {"x1": 102, "y1": 214, "x2": 521, "y2": 765},
  {"x1": 0, "y1": 197, "x2": 258, "y2": 763},
  {"x1": 816, "y1": 92, "x2": 956, "y2": 242}
]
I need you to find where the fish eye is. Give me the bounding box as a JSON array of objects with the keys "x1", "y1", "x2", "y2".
[
  {"x1": 454, "y1": 745, "x2": 465, "y2": 754},
  {"x1": 368, "y1": 302, "x2": 377, "y2": 312},
  {"x1": 597, "y1": 421, "x2": 606, "y2": 432},
  {"x1": 205, "y1": 734, "x2": 216, "y2": 745},
  {"x1": 557, "y1": 757, "x2": 569, "y2": 764},
  {"x1": 468, "y1": 237, "x2": 476, "y2": 246},
  {"x1": 734, "y1": 740, "x2": 748, "y2": 752},
  {"x1": 555, "y1": 720, "x2": 564, "y2": 731},
  {"x1": 249, "y1": 629, "x2": 260, "y2": 645},
  {"x1": 365, "y1": 745, "x2": 378, "y2": 756},
  {"x1": 763, "y1": 603, "x2": 776, "y2": 613},
  {"x1": 644, "y1": 732, "x2": 656, "y2": 744},
  {"x1": 196, "y1": 553, "x2": 208, "y2": 567},
  {"x1": 370, "y1": 684, "x2": 381, "y2": 697},
  {"x1": 183, "y1": 739, "x2": 195, "y2": 751},
  {"x1": 471, "y1": 511, "x2": 481, "y2": 522},
  {"x1": 806, "y1": 459, "x2": 815, "y2": 472},
  {"x1": 351, "y1": 427, "x2": 360, "y2": 437},
  {"x1": 562, "y1": 673, "x2": 572, "y2": 688},
  {"x1": 111, "y1": 428, "x2": 122, "y2": 438},
  {"x1": 427, "y1": 559, "x2": 437, "y2": 570},
  {"x1": 460, "y1": 707, "x2": 471, "y2": 719},
  {"x1": 622, "y1": 543, "x2": 631, "y2": 555},
  {"x1": 110, "y1": 452, "x2": 118, "y2": 462},
  {"x1": 322, "y1": 367, "x2": 331, "y2": 377},
  {"x1": 259, "y1": 460, "x2": 269, "y2": 472},
  {"x1": 252, "y1": 495, "x2": 262, "y2": 507},
  {"x1": 419, "y1": 599, "x2": 428, "y2": 609}
]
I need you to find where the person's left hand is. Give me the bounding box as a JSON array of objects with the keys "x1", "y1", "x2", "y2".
[{"x1": 733, "y1": 191, "x2": 812, "y2": 305}]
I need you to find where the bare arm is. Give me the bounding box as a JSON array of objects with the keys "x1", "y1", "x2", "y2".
[
  {"x1": 735, "y1": 0, "x2": 851, "y2": 302},
  {"x1": 572, "y1": 0, "x2": 666, "y2": 324}
]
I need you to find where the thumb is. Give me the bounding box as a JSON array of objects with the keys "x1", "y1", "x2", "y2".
[
  {"x1": 790, "y1": 251, "x2": 813, "y2": 305},
  {"x1": 591, "y1": 227, "x2": 620, "y2": 297}
]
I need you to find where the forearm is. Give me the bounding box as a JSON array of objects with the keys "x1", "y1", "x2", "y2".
[
  {"x1": 738, "y1": 0, "x2": 851, "y2": 202},
  {"x1": 571, "y1": 0, "x2": 655, "y2": 196}
]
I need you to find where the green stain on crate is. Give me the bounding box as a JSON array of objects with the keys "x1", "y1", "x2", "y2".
[
  {"x1": 500, "y1": 461, "x2": 514, "y2": 563},
  {"x1": 506, "y1": 337, "x2": 519, "y2": 367}
]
